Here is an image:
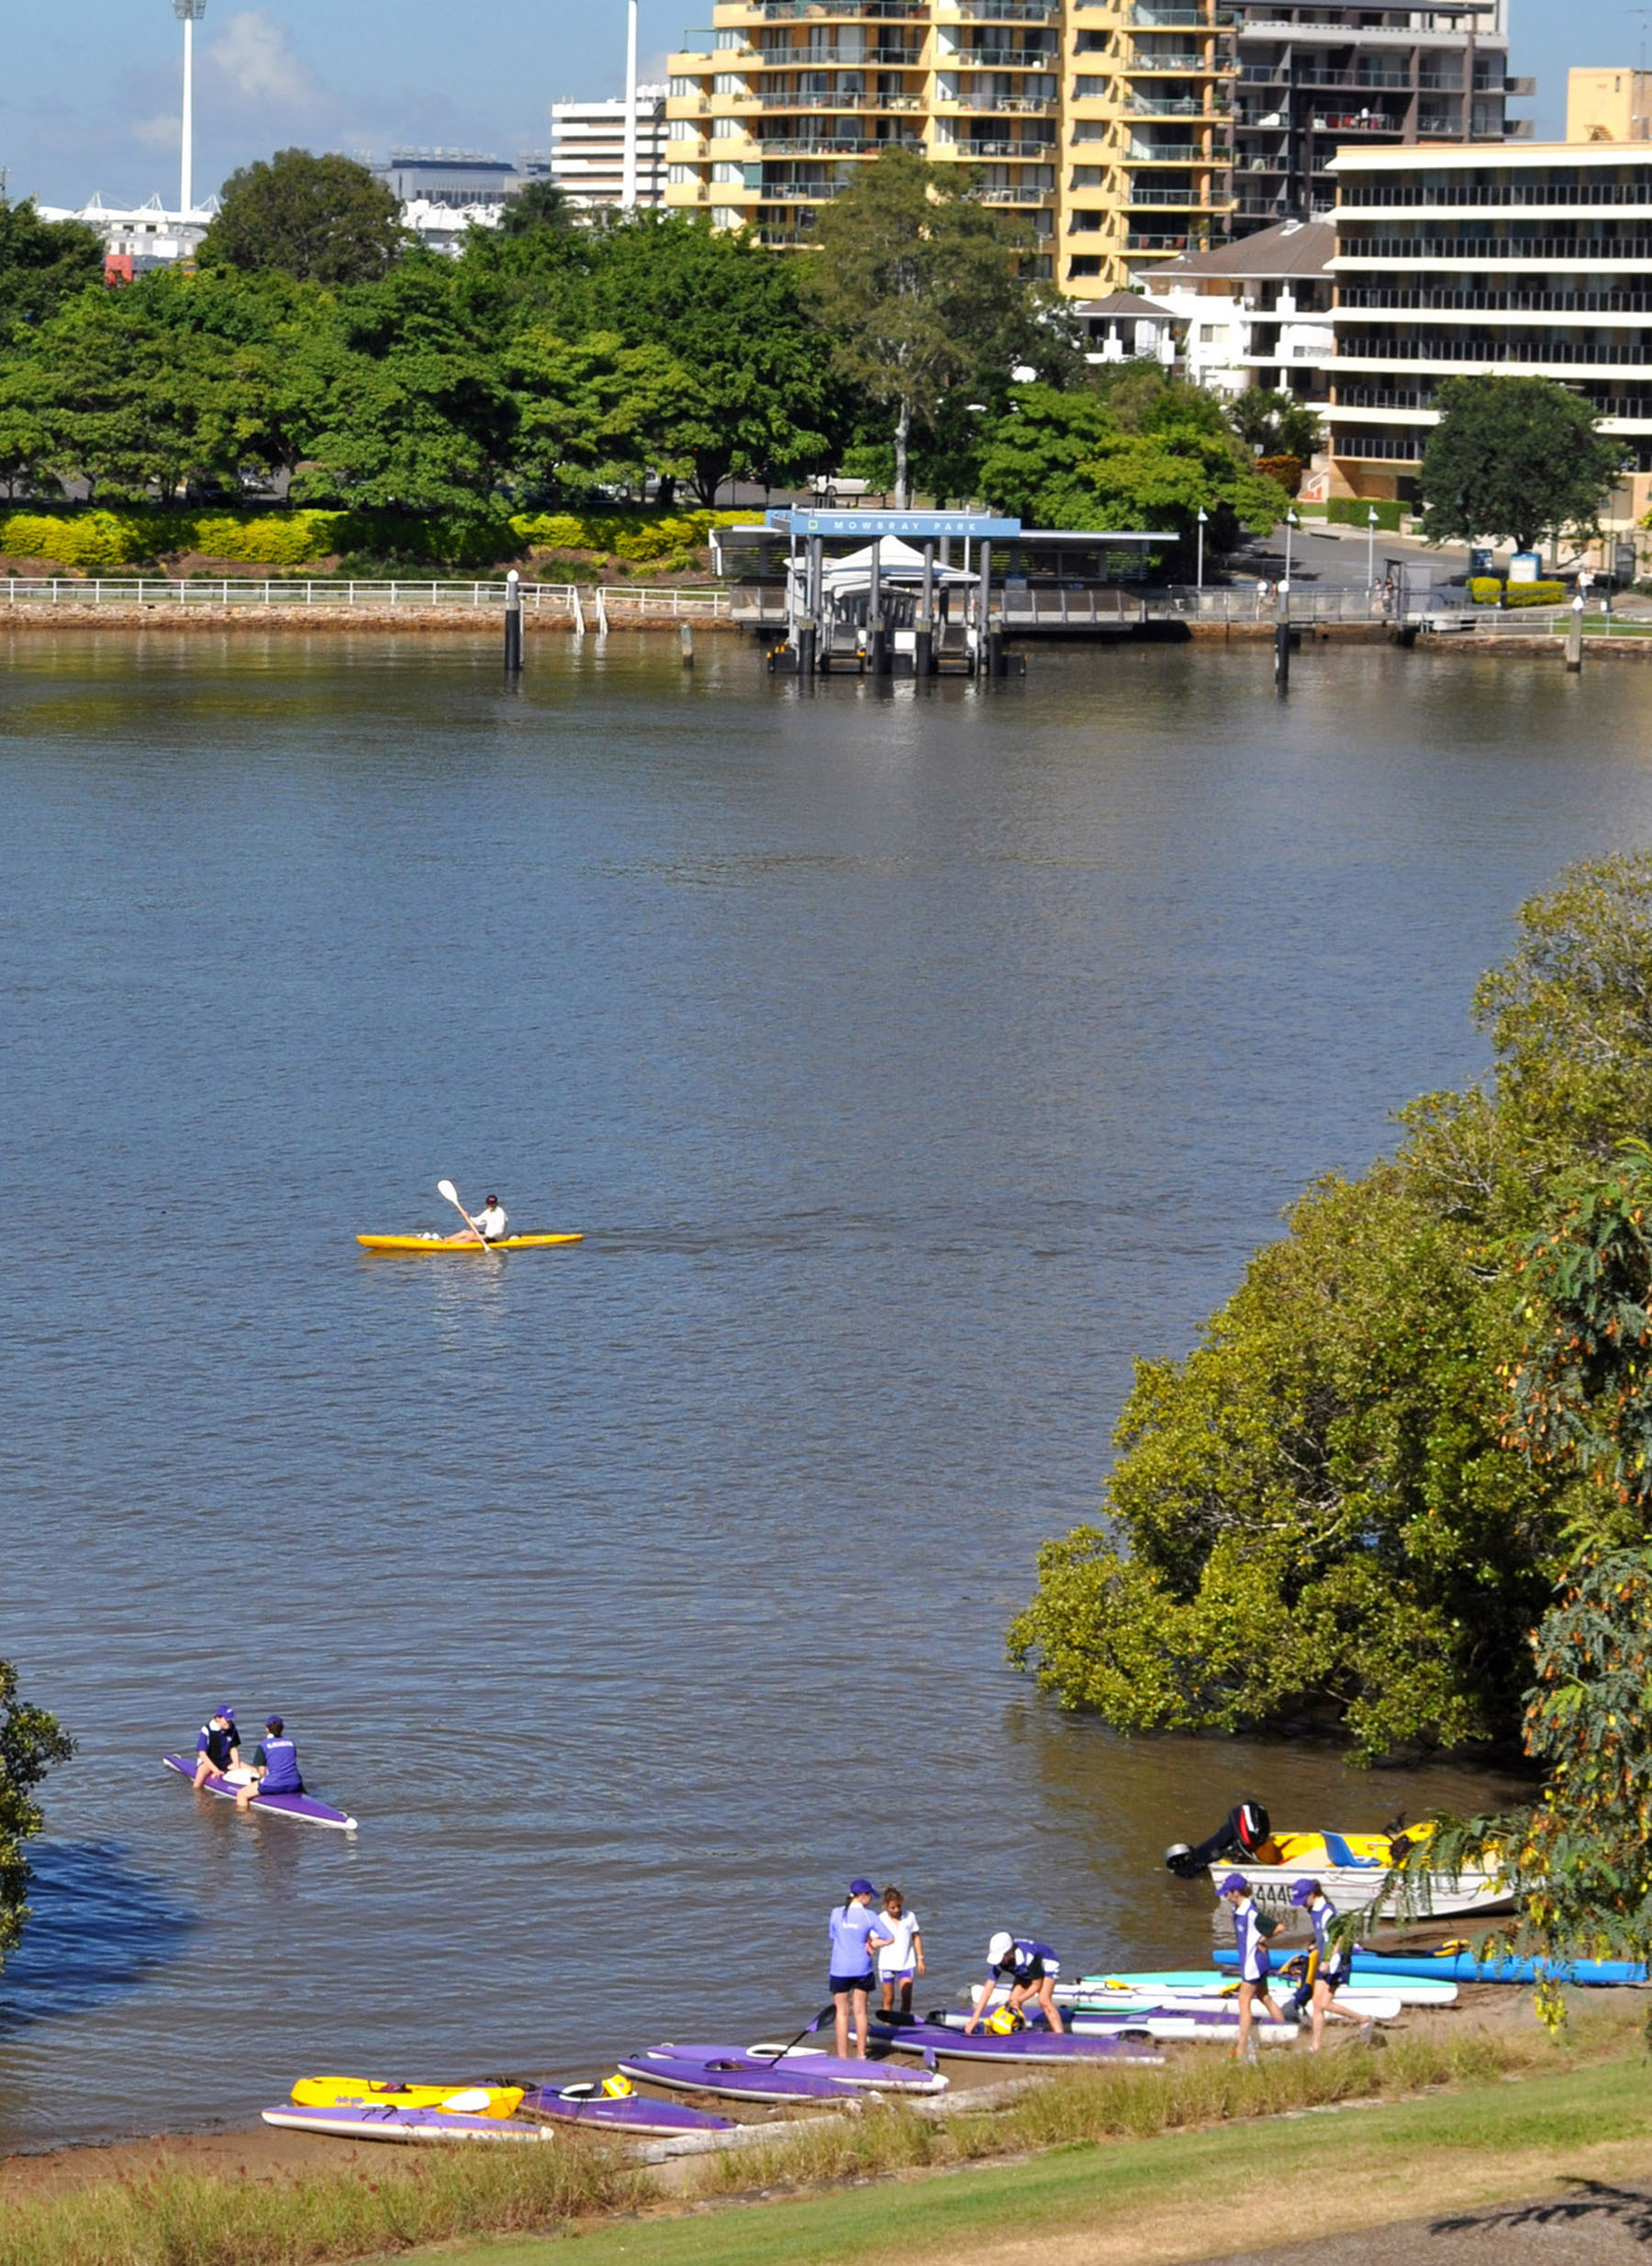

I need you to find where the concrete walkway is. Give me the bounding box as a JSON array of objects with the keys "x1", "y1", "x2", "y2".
[{"x1": 1195, "y1": 2182, "x2": 1652, "y2": 2264}]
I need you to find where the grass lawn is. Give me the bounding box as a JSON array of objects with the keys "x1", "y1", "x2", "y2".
[{"x1": 419, "y1": 2052, "x2": 1652, "y2": 2266}]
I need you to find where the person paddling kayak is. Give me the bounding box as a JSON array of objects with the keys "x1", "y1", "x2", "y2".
[
  {"x1": 191, "y1": 1706, "x2": 240, "y2": 1789},
  {"x1": 469, "y1": 1195, "x2": 509, "y2": 1244},
  {"x1": 236, "y1": 1715, "x2": 304, "y2": 1810}
]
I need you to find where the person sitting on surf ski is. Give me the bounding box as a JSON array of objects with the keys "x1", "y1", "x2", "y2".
[
  {"x1": 236, "y1": 1715, "x2": 304, "y2": 1811},
  {"x1": 191, "y1": 1706, "x2": 240, "y2": 1790},
  {"x1": 965, "y1": 1933, "x2": 1065, "y2": 2035},
  {"x1": 1284, "y1": 1879, "x2": 1367, "y2": 2053},
  {"x1": 1220, "y1": 1871, "x2": 1287, "y2": 2063}
]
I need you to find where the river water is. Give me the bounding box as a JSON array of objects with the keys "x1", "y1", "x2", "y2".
[{"x1": 2, "y1": 630, "x2": 1648, "y2": 2148}]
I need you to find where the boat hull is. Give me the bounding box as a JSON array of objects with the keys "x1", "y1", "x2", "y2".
[{"x1": 356, "y1": 1233, "x2": 583, "y2": 1253}]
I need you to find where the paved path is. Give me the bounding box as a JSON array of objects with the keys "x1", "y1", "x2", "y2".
[{"x1": 1194, "y1": 2182, "x2": 1652, "y2": 2264}]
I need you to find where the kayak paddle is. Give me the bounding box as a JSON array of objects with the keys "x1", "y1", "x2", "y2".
[{"x1": 438, "y1": 1178, "x2": 502, "y2": 1259}]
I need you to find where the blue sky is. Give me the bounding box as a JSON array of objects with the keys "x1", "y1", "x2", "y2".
[{"x1": 0, "y1": 0, "x2": 1629, "y2": 210}]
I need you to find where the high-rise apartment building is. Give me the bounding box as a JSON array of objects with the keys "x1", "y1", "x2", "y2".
[
  {"x1": 1568, "y1": 66, "x2": 1652, "y2": 145},
  {"x1": 552, "y1": 87, "x2": 672, "y2": 207},
  {"x1": 664, "y1": 0, "x2": 1239, "y2": 295},
  {"x1": 1227, "y1": 0, "x2": 1529, "y2": 234}
]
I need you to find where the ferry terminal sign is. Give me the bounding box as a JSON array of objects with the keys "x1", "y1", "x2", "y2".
[{"x1": 768, "y1": 509, "x2": 1021, "y2": 540}]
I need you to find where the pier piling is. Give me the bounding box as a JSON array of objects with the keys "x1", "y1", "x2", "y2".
[
  {"x1": 504, "y1": 569, "x2": 522, "y2": 674},
  {"x1": 680, "y1": 622, "x2": 695, "y2": 667},
  {"x1": 1567, "y1": 596, "x2": 1583, "y2": 673}
]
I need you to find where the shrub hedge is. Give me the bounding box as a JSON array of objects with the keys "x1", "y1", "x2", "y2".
[{"x1": 0, "y1": 506, "x2": 750, "y2": 573}]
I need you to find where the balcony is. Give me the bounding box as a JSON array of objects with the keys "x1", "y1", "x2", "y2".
[
  {"x1": 1126, "y1": 229, "x2": 1194, "y2": 249},
  {"x1": 754, "y1": 43, "x2": 922, "y2": 62},
  {"x1": 1340, "y1": 232, "x2": 1652, "y2": 260},
  {"x1": 1127, "y1": 50, "x2": 1216, "y2": 68},
  {"x1": 1127, "y1": 92, "x2": 1228, "y2": 113},
  {"x1": 756, "y1": 133, "x2": 902, "y2": 151},
  {"x1": 973, "y1": 182, "x2": 1057, "y2": 200},
  {"x1": 958, "y1": 45, "x2": 1059, "y2": 64},
  {"x1": 1341, "y1": 286, "x2": 1652, "y2": 313},
  {"x1": 740, "y1": 0, "x2": 929, "y2": 16},
  {"x1": 948, "y1": 0, "x2": 1060, "y2": 15},
  {"x1": 761, "y1": 178, "x2": 857, "y2": 198},
  {"x1": 952, "y1": 132, "x2": 1059, "y2": 153},
  {"x1": 1128, "y1": 182, "x2": 1229, "y2": 203},
  {"x1": 957, "y1": 93, "x2": 1058, "y2": 110}
]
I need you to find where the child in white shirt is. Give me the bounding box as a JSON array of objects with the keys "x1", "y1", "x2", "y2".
[{"x1": 876, "y1": 1886, "x2": 925, "y2": 2015}]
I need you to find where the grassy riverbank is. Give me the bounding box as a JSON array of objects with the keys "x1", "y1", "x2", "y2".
[{"x1": 0, "y1": 2009, "x2": 1643, "y2": 2266}]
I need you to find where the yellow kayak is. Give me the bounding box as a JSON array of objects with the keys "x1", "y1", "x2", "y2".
[
  {"x1": 357, "y1": 1233, "x2": 584, "y2": 1253},
  {"x1": 291, "y1": 2075, "x2": 526, "y2": 2117}
]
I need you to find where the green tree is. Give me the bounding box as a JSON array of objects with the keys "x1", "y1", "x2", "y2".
[
  {"x1": 201, "y1": 149, "x2": 406, "y2": 285},
  {"x1": 0, "y1": 195, "x2": 104, "y2": 330},
  {"x1": 802, "y1": 148, "x2": 1042, "y2": 507},
  {"x1": 1011, "y1": 853, "x2": 1652, "y2": 1759},
  {"x1": 497, "y1": 179, "x2": 575, "y2": 238},
  {"x1": 285, "y1": 259, "x2": 514, "y2": 514},
  {"x1": 978, "y1": 381, "x2": 1288, "y2": 560},
  {"x1": 505, "y1": 328, "x2": 696, "y2": 497},
  {"x1": 1227, "y1": 386, "x2": 1323, "y2": 463},
  {"x1": 0, "y1": 1658, "x2": 73, "y2": 1963},
  {"x1": 575, "y1": 214, "x2": 848, "y2": 505},
  {"x1": 1418, "y1": 376, "x2": 1624, "y2": 556}
]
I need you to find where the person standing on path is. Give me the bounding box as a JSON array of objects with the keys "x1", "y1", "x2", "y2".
[
  {"x1": 876, "y1": 1886, "x2": 925, "y2": 2017},
  {"x1": 1285, "y1": 1879, "x2": 1366, "y2": 2052},
  {"x1": 828, "y1": 1880, "x2": 891, "y2": 2060},
  {"x1": 1220, "y1": 1871, "x2": 1285, "y2": 2063}
]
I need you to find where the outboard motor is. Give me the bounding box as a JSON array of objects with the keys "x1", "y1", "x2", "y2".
[{"x1": 1165, "y1": 1800, "x2": 1271, "y2": 1879}]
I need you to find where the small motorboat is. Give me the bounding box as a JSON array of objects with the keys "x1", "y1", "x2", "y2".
[{"x1": 1165, "y1": 1801, "x2": 1511, "y2": 1919}]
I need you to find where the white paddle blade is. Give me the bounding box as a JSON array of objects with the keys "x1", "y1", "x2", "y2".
[{"x1": 437, "y1": 1179, "x2": 459, "y2": 1204}]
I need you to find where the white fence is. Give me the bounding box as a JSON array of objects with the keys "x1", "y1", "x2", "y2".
[{"x1": 0, "y1": 577, "x2": 733, "y2": 620}]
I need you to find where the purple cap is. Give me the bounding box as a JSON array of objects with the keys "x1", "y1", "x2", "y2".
[
  {"x1": 1217, "y1": 1871, "x2": 1248, "y2": 1894},
  {"x1": 1289, "y1": 1881, "x2": 1316, "y2": 1906},
  {"x1": 217, "y1": 1705, "x2": 235, "y2": 1719},
  {"x1": 849, "y1": 1878, "x2": 875, "y2": 1897}
]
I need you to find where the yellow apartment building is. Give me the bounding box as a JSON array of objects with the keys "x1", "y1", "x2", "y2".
[{"x1": 663, "y1": 0, "x2": 1240, "y2": 296}]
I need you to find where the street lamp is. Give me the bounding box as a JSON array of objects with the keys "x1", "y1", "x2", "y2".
[
  {"x1": 1283, "y1": 504, "x2": 1298, "y2": 592},
  {"x1": 173, "y1": 0, "x2": 206, "y2": 217},
  {"x1": 1366, "y1": 503, "x2": 1379, "y2": 591},
  {"x1": 621, "y1": 0, "x2": 640, "y2": 210},
  {"x1": 1196, "y1": 504, "x2": 1207, "y2": 593}
]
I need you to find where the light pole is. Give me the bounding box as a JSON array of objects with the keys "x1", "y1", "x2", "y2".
[
  {"x1": 621, "y1": 0, "x2": 640, "y2": 210},
  {"x1": 1366, "y1": 503, "x2": 1379, "y2": 591},
  {"x1": 1282, "y1": 504, "x2": 1297, "y2": 594},
  {"x1": 173, "y1": 0, "x2": 206, "y2": 216},
  {"x1": 1196, "y1": 504, "x2": 1207, "y2": 593}
]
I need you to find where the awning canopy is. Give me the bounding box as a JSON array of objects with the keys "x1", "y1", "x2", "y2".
[{"x1": 812, "y1": 537, "x2": 977, "y2": 588}]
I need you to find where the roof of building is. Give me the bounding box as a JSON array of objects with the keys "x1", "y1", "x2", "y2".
[
  {"x1": 1146, "y1": 218, "x2": 1334, "y2": 284},
  {"x1": 1069, "y1": 291, "x2": 1170, "y2": 320},
  {"x1": 1328, "y1": 139, "x2": 1650, "y2": 171}
]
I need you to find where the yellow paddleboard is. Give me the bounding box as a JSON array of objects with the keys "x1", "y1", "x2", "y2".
[
  {"x1": 356, "y1": 1233, "x2": 583, "y2": 1253},
  {"x1": 291, "y1": 2076, "x2": 526, "y2": 2117}
]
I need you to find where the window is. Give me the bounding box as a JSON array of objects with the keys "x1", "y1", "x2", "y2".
[
  {"x1": 1070, "y1": 164, "x2": 1105, "y2": 185},
  {"x1": 714, "y1": 73, "x2": 745, "y2": 95},
  {"x1": 668, "y1": 162, "x2": 702, "y2": 184},
  {"x1": 669, "y1": 76, "x2": 700, "y2": 98},
  {"x1": 1074, "y1": 75, "x2": 1107, "y2": 95},
  {"x1": 1069, "y1": 254, "x2": 1104, "y2": 276},
  {"x1": 1069, "y1": 207, "x2": 1104, "y2": 230},
  {"x1": 712, "y1": 117, "x2": 742, "y2": 136},
  {"x1": 667, "y1": 118, "x2": 700, "y2": 140}
]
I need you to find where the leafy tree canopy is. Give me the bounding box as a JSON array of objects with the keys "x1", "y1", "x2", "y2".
[
  {"x1": 1418, "y1": 376, "x2": 1624, "y2": 555},
  {"x1": 497, "y1": 179, "x2": 575, "y2": 239},
  {"x1": 802, "y1": 148, "x2": 1046, "y2": 506},
  {"x1": 201, "y1": 149, "x2": 406, "y2": 285},
  {"x1": 0, "y1": 1658, "x2": 73, "y2": 1964},
  {"x1": 1011, "y1": 854, "x2": 1652, "y2": 1760},
  {"x1": 1227, "y1": 386, "x2": 1323, "y2": 463},
  {"x1": 978, "y1": 380, "x2": 1287, "y2": 556},
  {"x1": 0, "y1": 195, "x2": 104, "y2": 331}
]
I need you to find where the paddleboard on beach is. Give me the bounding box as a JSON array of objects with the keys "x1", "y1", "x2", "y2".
[
  {"x1": 1212, "y1": 1946, "x2": 1650, "y2": 1987},
  {"x1": 162, "y1": 1755, "x2": 358, "y2": 1832},
  {"x1": 262, "y1": 2102, "x2": 550, "y2": 2143}
]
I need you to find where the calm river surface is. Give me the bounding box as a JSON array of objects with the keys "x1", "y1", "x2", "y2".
[{"x1": 2, "y1": 629, "x2": 1649, "y2": 2147}]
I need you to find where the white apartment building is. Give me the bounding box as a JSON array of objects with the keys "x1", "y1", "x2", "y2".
[
  {"x1": 552, "y1": 86, "x2": 670, "y2": 207},
  {"x1": 1144, "y1": 214, "x2": 1333, "y2": 389},
  {"x1": 1323, "y1": 140, "x2": 1652, "y2": 526}
]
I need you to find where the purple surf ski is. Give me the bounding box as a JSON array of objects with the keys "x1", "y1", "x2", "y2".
[
  {"x1": 868, "y1": 2015, "x2": 1164, "y2": 2065},
  {"x1": 163, "y1": 1755, "x2": 358, "y2": 1832},
  {"x1": 262, "y1": 2102, "x2": 547, "y2": 2142},
  {"x1": 519, "y1": 2083, "x2": 733, "y2": 2136},
  {"x1": 617, "y1": 2045, "x2": 947, "y2": 2103}
]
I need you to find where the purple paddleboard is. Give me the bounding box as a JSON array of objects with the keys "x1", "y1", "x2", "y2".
[
  {"x1": 163, "y1": 1755, "x2": 358, "y2": 1832},
  {"x1": 519, "y1": 2083, "x2": 733, "y2": 2137},
  {"x1": 868, "y1": 2015, "x2": 1164, "y2": 2065},
  {"x1": 262, "y1": 2103, "x2": 549, "y2": 2143},
  {"x1": 617, "y1": 2045, "x2": 946, "y2": 2103}
]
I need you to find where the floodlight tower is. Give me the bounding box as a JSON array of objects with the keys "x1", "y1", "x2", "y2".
[
  {"x1": 621, "y1": 0, "x2": 639, "y2": 209},
  {"x1": 174, "y1": 0, "x2": 206, "y2": 215}
]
